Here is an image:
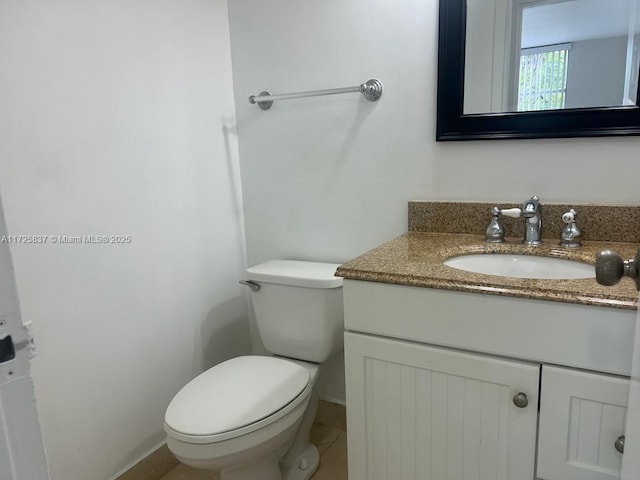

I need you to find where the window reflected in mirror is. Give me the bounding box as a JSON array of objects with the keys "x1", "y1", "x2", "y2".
[
  {"x1": 463, "y1": 0, "x2": 640, "y2": 114},
  {"x1": 517, "y1": 44, "x2": 569, "y2": 111}
]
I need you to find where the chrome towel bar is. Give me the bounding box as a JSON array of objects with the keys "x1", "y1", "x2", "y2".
[{"x1": 248, "y1": 79, "x2": 383, "y2": 110}]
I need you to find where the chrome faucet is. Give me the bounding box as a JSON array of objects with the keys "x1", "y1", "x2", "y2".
[
  {"x1": 485, "y1": 195, "x2": 543, "y2": 245},
  {"x1": 522, "y1": 195, "x2": 542, "y2": 245}
]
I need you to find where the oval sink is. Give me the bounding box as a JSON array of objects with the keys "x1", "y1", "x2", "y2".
[{"x1": 444, "y1": 254, "x2": 595, "y2": 280}]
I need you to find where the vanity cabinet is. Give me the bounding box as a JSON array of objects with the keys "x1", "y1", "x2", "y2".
[
  {"x1": 343, "y1": 280, "x2": 635, "y2": 480},
  {"x1": 344, "y1": 332, "x2": 539, "y2": 480}
]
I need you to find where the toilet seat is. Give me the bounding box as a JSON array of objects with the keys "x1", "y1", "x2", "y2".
[{"x1": 165, "y1": 356, "x2": 311, "y2": 444}]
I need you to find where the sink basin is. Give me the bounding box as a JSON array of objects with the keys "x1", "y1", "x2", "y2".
[{"x1": 444, "y1": 254, "x2": 595, "y2": 279}]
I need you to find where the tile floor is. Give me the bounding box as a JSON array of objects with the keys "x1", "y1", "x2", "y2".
[{"x1": 158, "y1": 423, "x2": 347, "y2": 480}]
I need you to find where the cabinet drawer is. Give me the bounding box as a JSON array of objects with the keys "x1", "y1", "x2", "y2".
[
  {"x1": 538, "y1": 366, "x2": 629, "y2": 480},
  {"x1": 343, "y1": 280, "x2": 635, "y2": 376}
]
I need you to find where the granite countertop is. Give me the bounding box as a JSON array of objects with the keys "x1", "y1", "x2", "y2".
[{"x1": 336, "y1": 232, "x2": 639, "y2": 310}]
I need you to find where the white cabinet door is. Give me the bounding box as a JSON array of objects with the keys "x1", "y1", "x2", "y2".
[
  {"x1": 537, "y1": 366, "x2": 629, "y2": 480},
  {"x1": 344, "y1": 331, "x2": 540, "y2": 480}
]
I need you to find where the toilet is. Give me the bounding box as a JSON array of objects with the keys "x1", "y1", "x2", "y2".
[{"x1": 164, "y1": 260, "x2": 344, "y2": 480}]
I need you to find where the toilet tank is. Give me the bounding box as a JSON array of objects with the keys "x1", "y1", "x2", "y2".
[{"x1": 245, "y1": 260, "x2": 344, "y2": 363}]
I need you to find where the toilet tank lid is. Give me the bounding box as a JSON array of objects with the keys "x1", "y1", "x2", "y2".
[{"x1": 246, "y1": 260, "x2": 343, "y2": 288}]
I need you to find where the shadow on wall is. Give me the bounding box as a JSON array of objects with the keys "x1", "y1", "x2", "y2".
[
  {"x1": 314, "y1": 350, "x2": 346, "y2": 405},
  {"x1": 221, "y1": 118, "x2": 248, "y2": 267},
  {"x1": 198, "y1": 295, "x2": 252, "y2": 372},
  {"x1": 332, "y1": 98, "x2": 378, "y2": 169}
]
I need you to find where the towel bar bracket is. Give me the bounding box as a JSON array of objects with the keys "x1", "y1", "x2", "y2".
[
  {"x1": 254, "y1": 90, "x2": 273, "y2": 111},
  {"x1": 361, "y1": 79, "x2": 383, "y2": 102}
]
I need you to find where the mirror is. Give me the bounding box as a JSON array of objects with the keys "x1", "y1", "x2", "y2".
[
  {"x1": 437, "y1": 0, "x2": 640, "y2": 140},
  {"x1": 464, "y1": 0, "x2": 639, "y2": 114}
]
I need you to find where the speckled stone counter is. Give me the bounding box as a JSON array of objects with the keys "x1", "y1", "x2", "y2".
[
  {"x1": 336, "y1": 232, "x2": 639, "y2": 310},
  {"x1": 409, "y1": 201, "x2": 640, "y2": 242}
]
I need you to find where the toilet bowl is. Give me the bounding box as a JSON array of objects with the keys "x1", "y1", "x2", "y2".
[
  {"x1": 164, "y1": 259, "x2": 344, "y2": 480},
  {"x1": 165, "y1": 356, "x2": 320, "y2": 480}
]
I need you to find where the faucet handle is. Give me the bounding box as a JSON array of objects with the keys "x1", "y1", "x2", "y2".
[
  {"x1": 485, "y1": 206, "x2": 521, "y2": 243},
  {"x1": 560, "y1": 208, "x2": 582, "y2": 248},
  {"x1": 500, "y1": 208, "x2": 522, "y2": 218}
]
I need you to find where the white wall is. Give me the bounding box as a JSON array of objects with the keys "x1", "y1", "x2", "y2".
[
  {"x1": 566, "y1": 36, "x2": 628, "y2": 109},
  {"x1": 228, "y1": 0, "x2": 640, "y2": 403},
  {"x1": 0, "y1": 1, "x2": 251, "y2": 479}
]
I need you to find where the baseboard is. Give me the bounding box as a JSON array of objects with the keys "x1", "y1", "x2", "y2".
[{"x1": 112, "y1": 442, "x2": 178, "y2": 480}]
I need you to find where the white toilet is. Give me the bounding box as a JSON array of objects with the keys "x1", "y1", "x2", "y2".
[{"x1": 164, "y1": 260, "x2": 344, "y2": 480}]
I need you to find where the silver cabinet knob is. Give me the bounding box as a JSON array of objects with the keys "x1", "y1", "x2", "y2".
[
  {"x1": 615, "y1": 435, "x2": 625, "y2": 454},
  {"x1": 513, "y1": 392, "x2": 528, "y2": 408},
  {"x1": 595, "y1": 249, "x2": 640, "y2": 291}
]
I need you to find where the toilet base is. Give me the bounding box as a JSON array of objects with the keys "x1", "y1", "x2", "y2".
[
  {"x1": 221, "y1": 454, "x2": 282, "y2": 480},
  {"x1": 279, "y1": 391, "x2": 320, "y2": 479},
  {"x1": 281, "y1": 442, "x2": 320, "y2": 480},
  {"x1": 219, "y1": 441, "x2": 319, "y2": 480}
]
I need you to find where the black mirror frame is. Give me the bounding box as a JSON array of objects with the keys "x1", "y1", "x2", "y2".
[{"x1": 437, "y1": 0, "x2": 640, "y2": 141}]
